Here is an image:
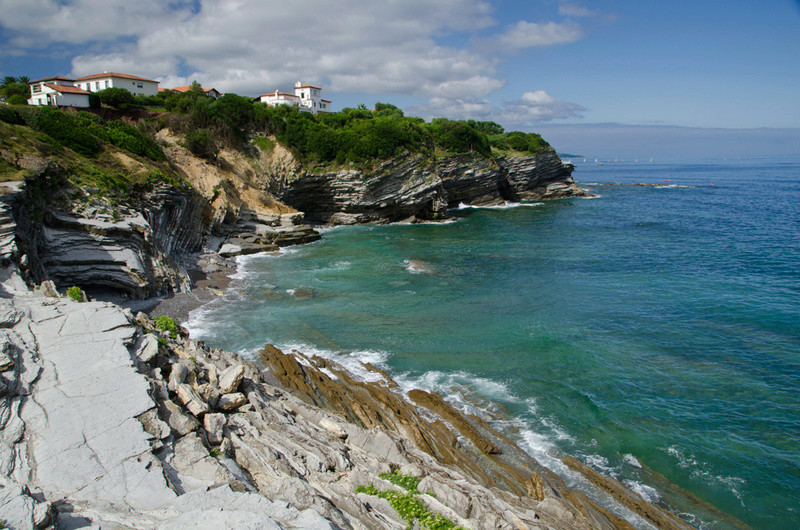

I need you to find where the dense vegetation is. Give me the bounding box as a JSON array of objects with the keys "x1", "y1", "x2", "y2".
[
  {"x1": 2, "y1": 77, "x2": 552, "y2": 172},
  {"x1": 126, "y1": 83, "x2": 552, "y2": 164}
]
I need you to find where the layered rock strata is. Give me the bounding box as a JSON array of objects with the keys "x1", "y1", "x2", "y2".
[
  {"x1": 0, "y1": 274, "x2": 691, "y2": 529},
  {"x1": 278, "y1": 150, "x2": 587, "y2": 224}
]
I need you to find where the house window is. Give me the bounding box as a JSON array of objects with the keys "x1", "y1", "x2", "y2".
[{"x1": 32, "y1": 84, "x2": 41, "y2": 93}]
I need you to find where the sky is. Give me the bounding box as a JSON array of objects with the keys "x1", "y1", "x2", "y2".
[{"x1": 1, "y1": 0, "x2": 799, "y2": 158}]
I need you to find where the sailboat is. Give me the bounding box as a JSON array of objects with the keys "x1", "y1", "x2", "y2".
[{"x1": 595, "y1": 158, "x2": 603, "y2": 166}]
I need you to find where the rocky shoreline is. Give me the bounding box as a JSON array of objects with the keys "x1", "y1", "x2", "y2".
[
  {"x1": 0, "y1": 131, "x2": 725, "y2": 528},
  {"x1": 1, "y1": 265, "x2": 700, "y2": 529}
]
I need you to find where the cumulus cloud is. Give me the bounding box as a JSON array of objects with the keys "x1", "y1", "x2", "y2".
[
  {"x1": 558, "y1": 2, "x2": 617, "y2": 22},
  {"x1": 0, "y1": 0, "x2": 595, "y2": 105},
  {"x1": 408, "y1": 90, "x2": 585, "y2": 125},
  {"x1": 1, "y1": 0, "x2": 505, "y2": 97},
  {"x1": 490, "y1": 20, "x2": 584, "y2": 50},
  {"x1": 0, "y1": 0, "x2": 194, "y2": 46}
]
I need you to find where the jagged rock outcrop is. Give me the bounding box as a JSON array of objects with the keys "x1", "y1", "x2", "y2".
[
  {"x1": 498, "y1": 153, "x2": 585, "y2": 201},
  {"x1": 12, "y1": 182, "x2": 207, "y2": 298},
  {"x1": 281, "y1": 153, "x2": 448, "y2": 224},
  {"x1": 278, "y1": 150, "x2": 588, "y2": 224}
]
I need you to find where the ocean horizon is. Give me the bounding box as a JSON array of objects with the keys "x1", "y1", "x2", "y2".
[{"x1": 188, "y1": 155, "x2": 800, "y2": 528}]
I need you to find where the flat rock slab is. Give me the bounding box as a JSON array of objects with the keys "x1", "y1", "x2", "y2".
[{"x1": 20, "y1": 299, "x2": 176, "y2": 509}]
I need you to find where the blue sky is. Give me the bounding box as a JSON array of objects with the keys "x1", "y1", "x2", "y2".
[{"x1": 1, "y1": 0, "x2": 798, "y2": 158}]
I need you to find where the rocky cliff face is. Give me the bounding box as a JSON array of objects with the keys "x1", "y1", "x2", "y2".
[
  {"x1": 277, "y1": 149, "x2": 588, "y2": 224},
  {"x1": 13, "y1": 181, "x2": 207, "y2": 299},
  {"x1": 280, "y1": 153, "x2": 448, "y2": 224}
]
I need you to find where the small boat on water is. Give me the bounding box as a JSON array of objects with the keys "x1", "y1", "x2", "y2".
[{"x1": 595, "y1": 158, "x2": 603, "y2": 166}]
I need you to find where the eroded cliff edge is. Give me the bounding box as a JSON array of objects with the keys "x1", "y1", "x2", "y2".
[
  {"x1": 3, "y1": 119, "x2": 586, "y2": 300},
  {"x1": 278, "y1": 150, "x2": 586, "y2": 224}
]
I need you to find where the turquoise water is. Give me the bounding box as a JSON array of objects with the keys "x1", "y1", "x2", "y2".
[{"x1": 188, "y1": 156, "x2": 800, "y2": 528}]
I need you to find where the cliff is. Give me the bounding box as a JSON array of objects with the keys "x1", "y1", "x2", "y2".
[{"x1": 277, "y1": 149, "x2": 587, "y2": 224}]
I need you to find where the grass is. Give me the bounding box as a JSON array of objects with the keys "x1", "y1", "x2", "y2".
[{"x1": 356, "y1": 471, "x2": 465, "y2": 530}]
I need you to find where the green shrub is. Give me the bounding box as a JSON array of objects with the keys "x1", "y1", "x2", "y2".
[
  {"x1": 66, "y1": 286, "x2": 85, "y2": 302},
  {"x1": 155, "y1": 315, "x2": 178, "y2": 338},
  {"x1": 184, "y1": 129, "x2": 214, "y2": 158},
  {"x1": 104, "y1": 120, "x2": 165, "y2": 161},
  {"x1": 425, "y1": 118, "x2": 491, "y2": 157},
  {"x1": 20, "y1": 106, "x2": 101, "y2": 156},
  {"x1": 0, "y1": 106, "x2": 22, "y2": 124},
  {"x1": 7, "y1": 95, "x2": 27, "y2": 105},
  {"x1": 96, "y1": 87, "x2": 134, "y2": 108}
]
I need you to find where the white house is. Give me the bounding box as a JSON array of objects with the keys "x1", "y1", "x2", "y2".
[
  {"x1": 74, "y1": 72, "x2": 159, "y2": 97},
  {"x1": 28, "y1": 76, "x2": 91, "y2": 108},
  {"x1": 258, "y1": 82, "x2": 331, "y2": 113}
]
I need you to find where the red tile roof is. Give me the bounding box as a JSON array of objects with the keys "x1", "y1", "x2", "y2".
[
  {"x1": 321, "y1": 99, "x2": 331, "y2": 102},
  {"x1": 259, "y1": 92, "x2": 298, "y2": 98},
  {"x1": 167, "y1": 85, "x2": 220, "y2": 95},
  {"x1": 44, "y1": 83, "x2": 91, "y2": 95},
  {"x1": 297, "y1": 84, "x2": 321, "y2": 89},
  {"x1": 75, "y1": 72, "x2": 158, "y2": 83},
  {"x1": 31, "y1": 76, "x2": 75, "y2": 84}
]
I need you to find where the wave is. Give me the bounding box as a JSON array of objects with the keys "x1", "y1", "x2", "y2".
[
  {"x1": 666, "y1": 445, "x2": 746, "y2": 502},
  {"x1": 457, "y1": 201, "x2": 544, "y2": 210}
]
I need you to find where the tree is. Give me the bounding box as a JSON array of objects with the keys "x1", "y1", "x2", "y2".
[
  {"x1": 2, "y1": 76, "x2": 17, "y2": 87},
  {"x1": 96, "y1": 87, "x2": 134, "y2": 108},
  {"x1": 374, "y1": 102, "x2": 404, "y2": 118},
  {"x1": 189, "y1": 80, "x2": 204, "y2": 94},
  {"x1": 17, "y1": 76, "x2": 30, "y2": 85}
]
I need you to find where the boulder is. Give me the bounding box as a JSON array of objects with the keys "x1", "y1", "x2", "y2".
[
  {"x1": 176, "y1": 383, "x2": 209, "y2": 416},
  {"x1": 218, "y1": 364, "x2": 245, "y2": 394},
  {"x1": 204, "y1": 413, "x2": 226, "y2": 445},
  {"x1": 217, "y1": 392, "x2": 247, "y2": 411}
]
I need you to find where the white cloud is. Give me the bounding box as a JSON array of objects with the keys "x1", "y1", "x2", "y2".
[
  {"x1": 409, "y1": 90, "x2": 585, "y2": 125},
  {"x1": 558, "y1": 2, "x2": 618, "y2": 22},
  {"x1": 558, "y1": 2, "x2": 594, "y2": 18},
  {"x1": 57, "y1": 0, "x2": 503, "y2": 97},
  {"x1": 489, "y1": 20, "x2": 583, "y2": 50},
  {"x1": 0, "y1": 0, "x2": 193, "y2": 45},
  {"x1": 0, "y1": 0, "x2": 591, "y2": 103}
]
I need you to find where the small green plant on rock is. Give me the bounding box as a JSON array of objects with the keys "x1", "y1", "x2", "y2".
[
  {"x1": 356, "y1": 472, "x2": 464, "y2": 530},
  {"x1": 155, "y1": 315, "x2": 178, "y2": 338},
  {"x1": 379, "y1": 470, "x2": 420, "y2": 493},
  {"x1": 66, "y1": 286, "x2": 85, "y2": 302}
]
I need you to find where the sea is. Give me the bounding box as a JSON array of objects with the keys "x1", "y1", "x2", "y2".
[{"x1": 187, "y1": 156, "x2": 800, "y2": 529}]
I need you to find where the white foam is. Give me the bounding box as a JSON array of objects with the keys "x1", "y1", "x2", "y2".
[
  {"x1": 275, "y1": 341, "x2": 390, "y2": 384},
  {"x1": 665, "y1": 445, "x2": 746, "y2": 501},
  {"x1": 624, "y1": 480, "x2": 661, "y2": 503},
  {"x1": 623, "y1": 453, "x2": 643, "y2": 468},
  {"x1": 457, "y1": 201, "x2": 544, "y2": 210}
]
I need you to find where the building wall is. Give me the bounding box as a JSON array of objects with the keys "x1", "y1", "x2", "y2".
[
  {"x1": 27, "y1": 86, "x2": 89, "y2": 108},
  {"x1": 78, "y1": 77, "x2": 159, "y2": 97}
]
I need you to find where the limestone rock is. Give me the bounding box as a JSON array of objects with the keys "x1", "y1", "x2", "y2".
[
  {"x1": 39, "y1": 280, "x2": 58, "y2": 297},
  {"x1": 218, "y1": 392, "x2": 247, "y2": 411},
  {"x1": 134, "y1": 333, "x2": 160, "y2": 363},
  {"x1": 159, "y1": 398, "x2": 200, "y2": 436},
  {"x1": 176, "y1": 383, "x2": 209, "y2": 416},
  {"x1": 218, "y1": 364, "x2": 245, "y2": 394},
  {"x1": 204, "y1": 413, "x2": 226, "y2": 445}
]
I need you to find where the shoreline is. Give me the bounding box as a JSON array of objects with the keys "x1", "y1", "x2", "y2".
[{"x1": 157, "y1": 219, "x2": 745, "y2": 529}]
